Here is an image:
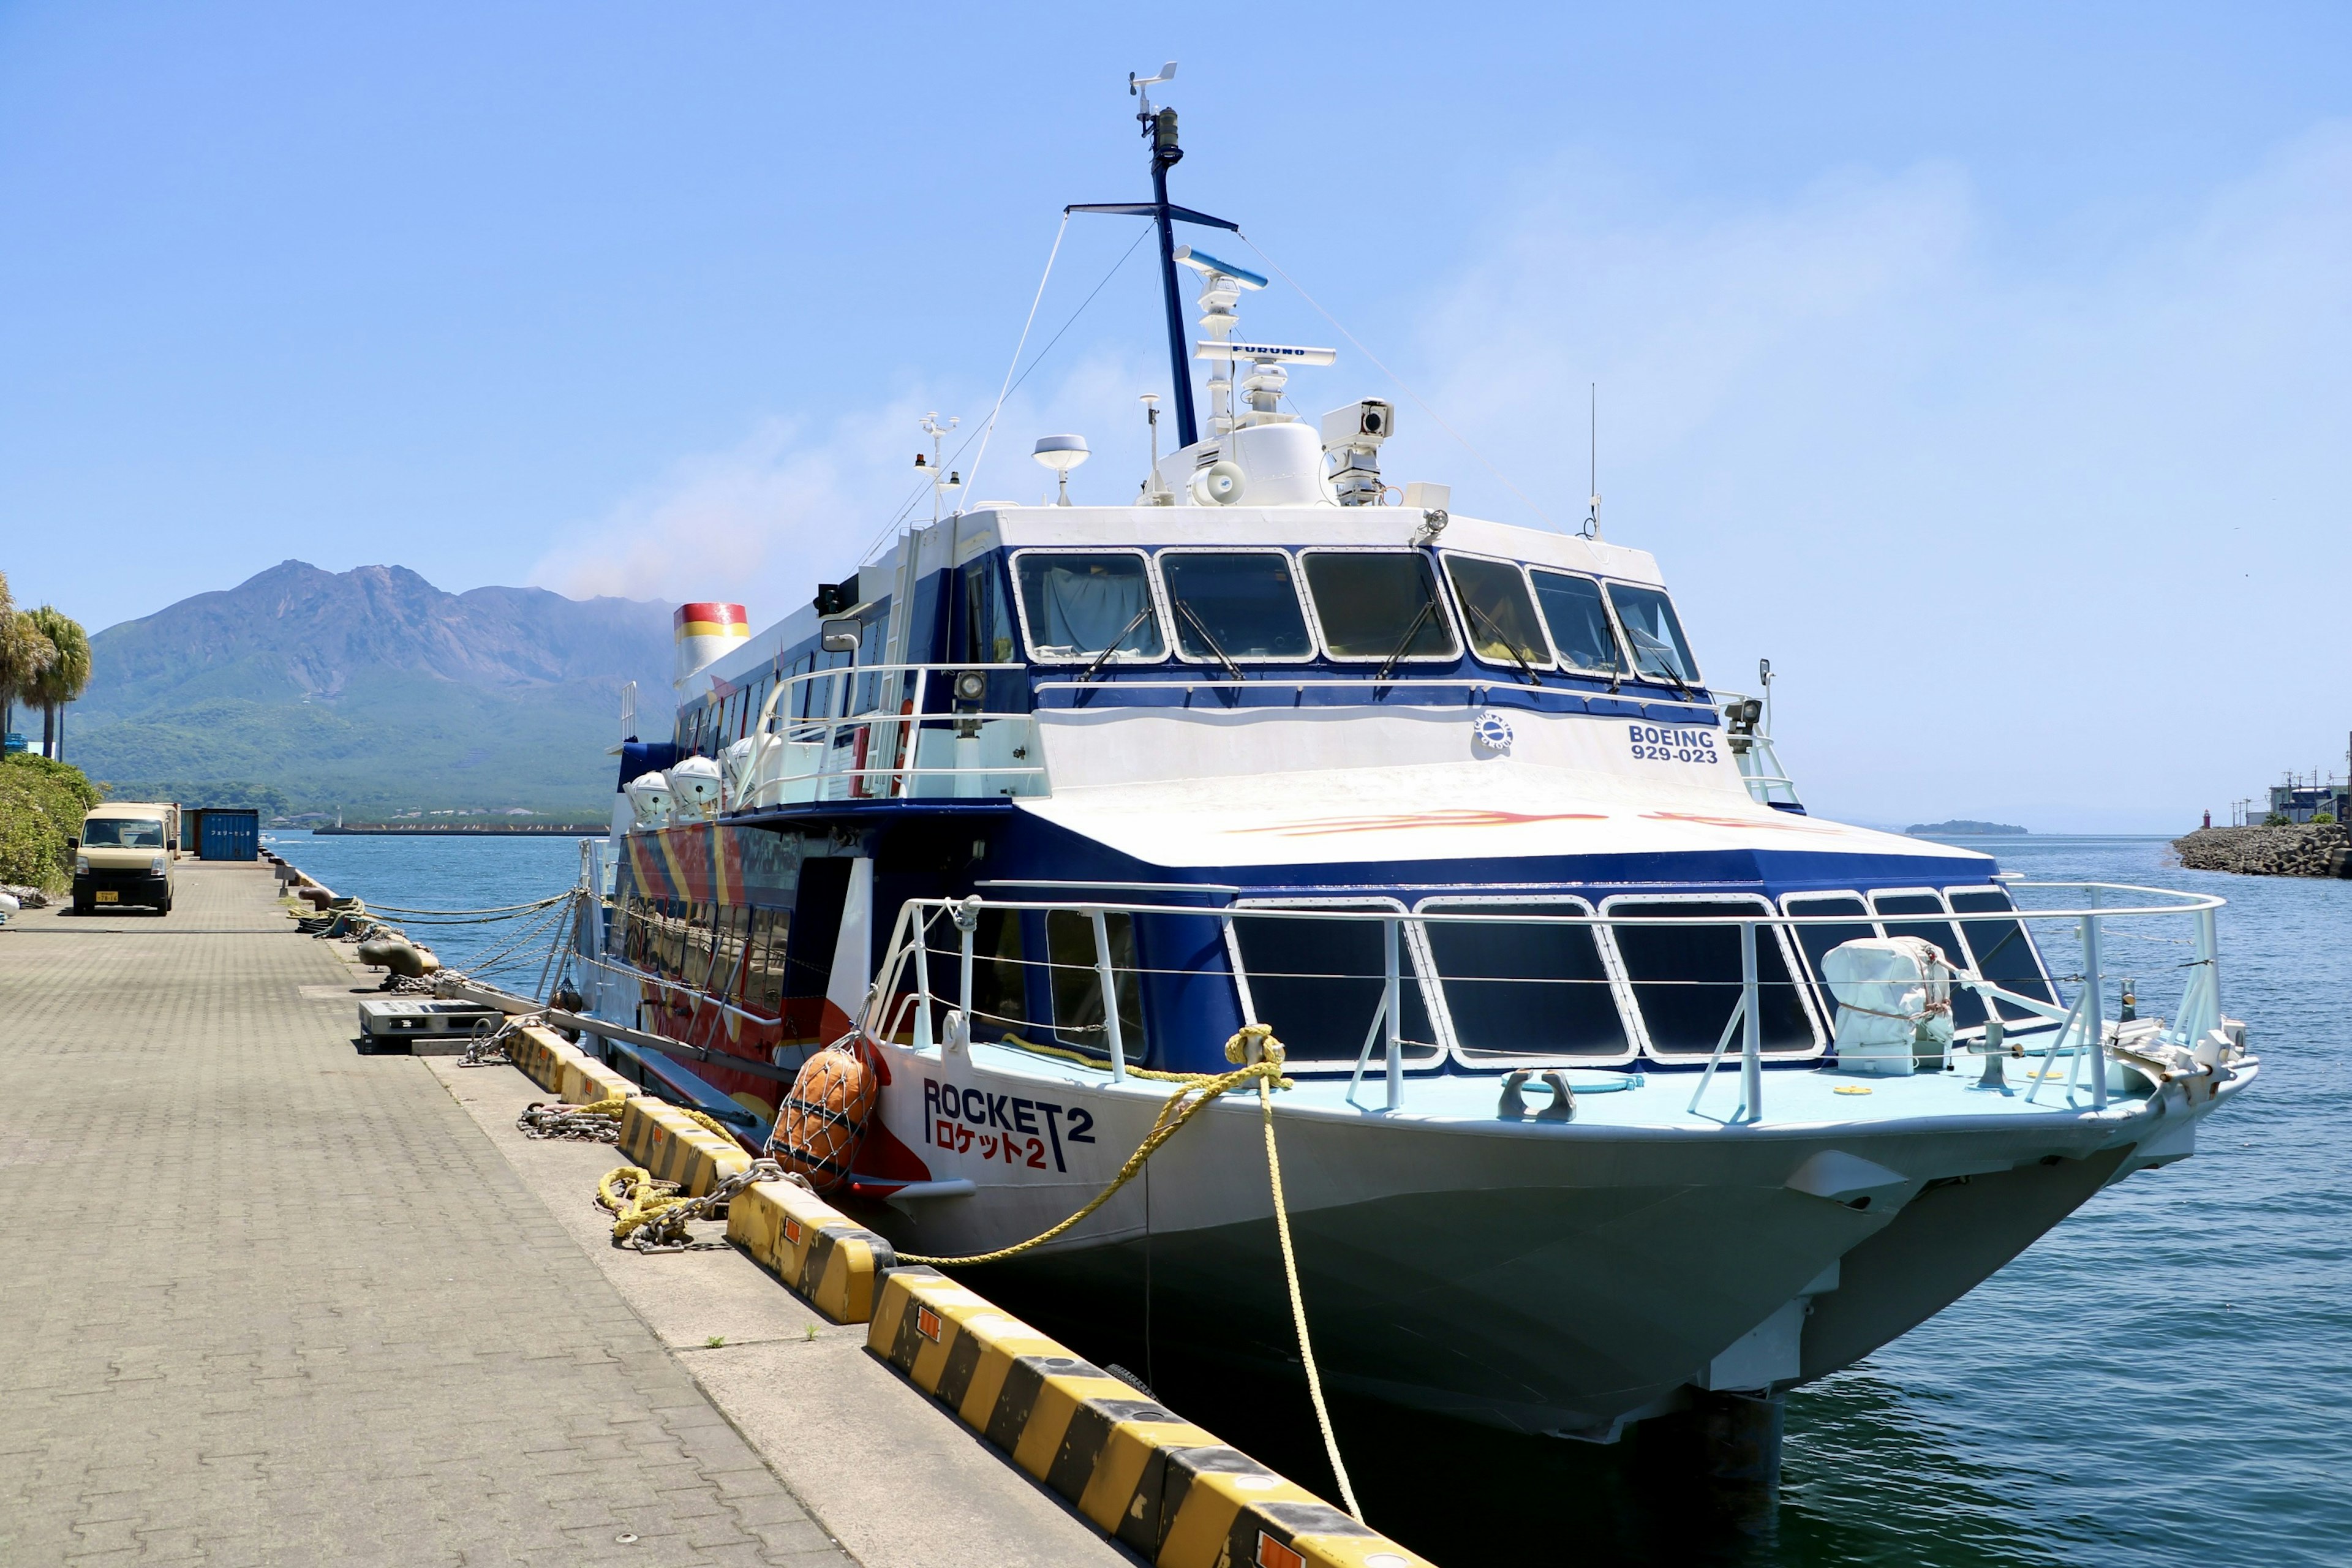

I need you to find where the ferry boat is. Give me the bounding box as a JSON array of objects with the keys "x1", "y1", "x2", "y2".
[{"x1": 564, "y1": 75, "x2": 2254, "y2": 1445}]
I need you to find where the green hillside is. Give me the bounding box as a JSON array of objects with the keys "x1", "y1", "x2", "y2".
[{"x1": 67, "y1": 561, "x2": 674, "y2": 816}]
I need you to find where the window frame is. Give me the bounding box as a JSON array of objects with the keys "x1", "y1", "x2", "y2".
[
  {"x1": 1222, "y1": 896, "x2": 1448, "y2": 1075},
  {"x1": 1594, "y1": 892, "x2": 1827, "y2": 1061},
  {"x1": 1438, "y1": 551, "x2": 1559, "y2": 675},
  {"x1": 1940, "y1": 884, "x2": 2059, "y2": 1020},
  {"x1": 1414, "y1": 895, "x2": 1639, "y2": 1069},
  {"x1": 1777, "y1": 891, "x2": 1885, "y2": 1031},
  {"x1": 1007, "y1": 546, "x2": 1170, "y2": 668},
  {"x1": 1150, "y1": 546, "x2": 1319, "y2": 667},
  {"x1": 1600, "y1": 579, "x2": 1704, "y2": 687},
  {"x1": 1294, "y1": 546, "x2": 1465, "y2": 666},
  {"x1": 1525, "y1": 566, "x2": 1635, "y2": 679}
]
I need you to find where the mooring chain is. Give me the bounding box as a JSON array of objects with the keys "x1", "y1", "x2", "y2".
[
  {"x1": 602, "y1": 1158, "x2": 789, "y2": 1253},
  {"x1": 518, "y1": 1093, "x2": 626, "y2": 1142}
]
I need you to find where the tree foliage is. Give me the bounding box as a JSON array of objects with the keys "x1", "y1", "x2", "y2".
[{"x1": 0, "y1": 752, "x2": 101, "y2": 891}]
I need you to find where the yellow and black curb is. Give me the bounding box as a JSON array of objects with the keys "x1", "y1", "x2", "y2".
[
  {"x1": 869, "y1": 1266, "x2": 1430, "y2": 1568},
  {"x1": 725, "y1": 1177, "x2": 896, "y2": 1324},
  {"x1": 508, "y1": 1023, "x2": 636, "y2": 1106},
  {"x1": 618, "y1": 1095, "x2": 750, "y2": 1198}
]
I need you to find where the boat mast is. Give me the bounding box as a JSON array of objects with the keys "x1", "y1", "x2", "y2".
[
  {"x1": 1143, "y1": 91, "x2": 1197, "y2": 448},
  {"x1": 1067, "y1": 64, "x2": 1237, "y2": 452}
]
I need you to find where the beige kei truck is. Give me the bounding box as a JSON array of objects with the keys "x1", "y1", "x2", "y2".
[{"x1": 73, "y1": 801, "x2": 181, "y2": 914}]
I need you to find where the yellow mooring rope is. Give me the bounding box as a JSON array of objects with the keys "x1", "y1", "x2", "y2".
[{"x1": 895, "y1": 1023, "x2": 1362, "y2": 1520}]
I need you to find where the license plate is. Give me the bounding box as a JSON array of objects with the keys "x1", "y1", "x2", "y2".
[{"x1": 94, "y1": 891, "x2": 119, "y2": 903}]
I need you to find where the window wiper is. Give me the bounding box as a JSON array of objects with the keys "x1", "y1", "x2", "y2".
[
  {"x1": 1457, "y1": 597, "x2": 1542, "y2": 686},
  {"x1": 1624, "y1": 629, "x2": 1695, "y2": 696},
  {"x1": 1079, "y1": 606, "x2": 1156, "y2": 682},
  {"x1": 1174, "y1": 600, "x2": 1246, "y2": 684},
  {"x1": 1374, "y1": 598, "x2": 1440, "y2": 685}
]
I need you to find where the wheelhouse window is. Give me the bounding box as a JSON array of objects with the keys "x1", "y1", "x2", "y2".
[
  {"x1": 1014, "y1": 552, "x2": 1166, "y2": 663},
  {"x1": 1228, "y1": 907, "x2": 1441, "y2": 1066},
  {"x1": 1420, "y1": 900, "x2": 1630, "y2": 1062},
  {"x1": 1604, "y1": 897, "x2": 1818, "y2": 1057},
  {"x1": 1300, "y1": 551, "x2": 1460, "y2": 662},
  {"x1": 1159, "y1": 550, "x2": 1313, "y2": 663},
  {"x1": 1529, "y1": 570, "x2": 1625, "y2": 675},
  {"x1": 1442, "y1": 556, "x2": 1553, "y2": 674},
  {"x1": 1604, "y1": 583, "x2": 1700, "y2": 685}
]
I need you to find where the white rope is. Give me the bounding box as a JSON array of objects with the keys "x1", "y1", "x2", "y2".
[
  {"x1": 1238, "y1": 233, "x2": 1559, "y2": 533},
  {"x1": 959, "y1": 213, "x2": 1071, "y2": 505}
]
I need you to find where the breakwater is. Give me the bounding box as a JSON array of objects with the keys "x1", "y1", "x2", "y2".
[{"x1": 2172, "y1": 823, "x2": 2352, "y2": 878}]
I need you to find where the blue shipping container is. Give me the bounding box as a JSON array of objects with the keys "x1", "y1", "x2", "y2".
[{"x1": 198, "y1": 809, "x2": 260, "y2": 861}]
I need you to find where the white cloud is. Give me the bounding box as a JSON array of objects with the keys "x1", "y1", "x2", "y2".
[{"x1": 1404, "y1": 126, "x2": 2352, "y2": 829}]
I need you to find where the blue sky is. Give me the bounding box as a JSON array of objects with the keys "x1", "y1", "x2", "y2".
[{"x1": 2, "y1": 3, "x2": 2347, "y2": 829}]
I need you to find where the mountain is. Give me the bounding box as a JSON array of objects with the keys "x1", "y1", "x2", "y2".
[{"x1": 69, "y1": 561, "x2": 674, "y2": 815}]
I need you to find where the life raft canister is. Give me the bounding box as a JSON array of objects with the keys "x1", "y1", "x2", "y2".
[{"x1": 766, "y1": 1045, "x2": 876, "y2": 1193}]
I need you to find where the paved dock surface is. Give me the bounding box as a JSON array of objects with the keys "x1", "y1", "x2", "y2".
[{"x1": 0, "y1": 864, "x2": 854, "y2": 1567}]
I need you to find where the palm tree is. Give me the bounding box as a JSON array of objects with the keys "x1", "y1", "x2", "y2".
[
  {"x1": 0, "y1": 573, "x2": 56, "y2": 749},
  {"x1": 24, "y1": 606, "x2": 90, "y2": 761}
]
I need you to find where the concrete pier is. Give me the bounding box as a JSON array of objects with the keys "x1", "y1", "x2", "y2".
[{"x1": 0, "y1": 861, "x2": 1118, "y2": 1567}]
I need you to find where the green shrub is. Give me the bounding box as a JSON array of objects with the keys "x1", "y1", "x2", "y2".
[
  {"x1": 0, "y1": 753, "x2": 102, "y2": 891},
  {"x1": 2313, "y1": 812, "x2": 2338, "y2": 825},
  {"x1": 2262, "y1": 812, "x2": 2291, "y2": 827}
]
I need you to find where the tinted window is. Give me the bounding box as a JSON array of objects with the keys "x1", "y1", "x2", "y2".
[
  {"x1": 1948, "y1": 888, "x2": 2057, "y2": 1015},
  {"x1": 1443, "y1": 556, "x2": 1551, "y2": 671},
  {"x1": 1609, "y1": 901, "x2": 1814, "y2": 1055},
  {"x1": 1161, "y1": 552, "x2": 1313, "y2": 661},
  {"x1": 1046, "y1": 911, "x2": 1146, "y2": 1061},
  {"x1": 1231, "y1": 911, "x2": 1438, "y2": 1063},
  {"x1": 1529, "y1": 571, "x2": 1624, "y2": 673},
  {"x1": 1605, "y1": 584, "x2": 1700, "y2": 684},
  {"x1": 1872, "y1": 892, "x2": 1988, "y2": 1031},
  {"x1": 1423, "y1": 904, "x2": 1628, "y2": 1058},
  {"x1": 1783, "y1": 894, "x2": 1878, "y2": 1022},
  {"x1": 1302, "y1": 553, "x2": 1460, "y2": 661},
  {"x1": 1016, "y1": 554, "x2": 1166, "y2": 662}
]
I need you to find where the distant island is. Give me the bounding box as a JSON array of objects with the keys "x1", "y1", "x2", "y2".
[{"x1": 1907, "y1": 820, "x2": 2028, "y2": 836}]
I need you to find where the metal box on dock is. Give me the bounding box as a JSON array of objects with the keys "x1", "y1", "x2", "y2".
[
  {"x1": 358, "y1": 998, "x2": 503, "y2": 1054},
  {"x1": 196, "y1": 809, "x2": 260, "y2": 861}
]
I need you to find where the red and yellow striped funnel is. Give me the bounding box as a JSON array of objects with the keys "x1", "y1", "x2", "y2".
[{"x1": 674, "y1": 601, "x2": 750, "y2": 688}]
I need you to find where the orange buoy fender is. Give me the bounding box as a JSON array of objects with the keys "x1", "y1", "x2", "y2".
[{"x1": 767, "y1": 1046, "x2": 876, "y2": 1193}]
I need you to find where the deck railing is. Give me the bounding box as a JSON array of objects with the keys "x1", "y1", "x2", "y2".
[
  {"x1": 860, "y1": 881, "x2": 2230, "y2": 1125},
  {"x1": 727, "y1": 662, "x2": 1044, "y2": 807}
]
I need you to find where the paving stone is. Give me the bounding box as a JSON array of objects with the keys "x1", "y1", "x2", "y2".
[{"x1": 0, "y1": 865, "x2": 850, "y2": 1567}]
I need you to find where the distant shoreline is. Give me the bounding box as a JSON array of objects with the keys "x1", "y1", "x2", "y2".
[{"x1": 306, "y1": 824, "x2": 606, "y2": 837}]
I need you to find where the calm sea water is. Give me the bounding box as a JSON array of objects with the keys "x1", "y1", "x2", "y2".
[{"x1": 268, "y1": 829, "x2": 2351, "y2": 1567}]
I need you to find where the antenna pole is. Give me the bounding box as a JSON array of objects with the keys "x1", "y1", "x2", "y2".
[{"x1": 1145, "y1": 108, "x2": 1199, "y2": 447}]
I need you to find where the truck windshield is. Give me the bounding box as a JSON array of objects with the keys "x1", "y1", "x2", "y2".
[
  {"x1": 1604, "y1": 583, "x2": 1700, "y2": 684},
  {"x1": 1016, "y1": 553, "x2": 1166, "y2": 662},
  {"x1": 83, "y1": 818, "x2": 165, "y2": 848},
  {"x1": 1302, "y1": 552, "x2": 1459, "y2": 662},
  {"x1": 1160, "y1": 551, "x2": 1313, "y2": 662}
]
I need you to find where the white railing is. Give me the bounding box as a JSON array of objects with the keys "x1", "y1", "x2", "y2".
[
  {"x1": 858, "y1": 882, "x2": 2231, "y2": 1125},
  {"x1": 725, "y1": 662, "x2": 1044, "y2": 807}
]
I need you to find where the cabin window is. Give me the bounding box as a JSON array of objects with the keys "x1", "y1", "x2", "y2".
[
  {"x1": 1419, "y1": 900, "x2": 1630, "y2": 1062},
  {"x1": 746, "y1": 908, "x2": 789, "y2": 1012},
  {"x1": 1528, "y1": 570, "x2": 1624, "y2": 675},
  {"x1": 1045, "y1": 911, "x2": 1147, "y2": 1060},
  {"x1": 1014, "y1": 551, "x2": 1166, "y2": 663},
  {"x1": 1603, "y1": 897, "x2": 1819, "y2": 1057},
  {"x1": 1947, "y1": 888, "x2": 2059, "y2": 1021},
  {"x1": 1779, "y1": 893, "x2": 1879, "y2": 1025},
  {"x1": 1159, "y1": 550, "x2": 1313, "y2": 663},
  {"x1": 1300, "y1": 552, "x2": 1460, "y2": 662},
  {"x1": 955, "y1": 559, "x2": 1019, "y2": 665},
  {"x1": 1442, "y1": 556, "x2": 1553, "y2": 674},
  {"x1": 921, "y1": 907, "x2": 1027, "y2": 1036},
  {"x1": 1227, "y1": 907, "x2": 1442, "y2": 1066},
  {"x1": 1870, "y1": 891, "x2": 1989, "y2": 1031},
  {"x1": 1604, "y1": 584, "x2": 1700, "y2": 685}
]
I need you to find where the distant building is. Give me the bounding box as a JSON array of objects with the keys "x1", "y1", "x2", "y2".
[{"x1": 2267, "y1": 780, "x2": 2349, "y2": 823}]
